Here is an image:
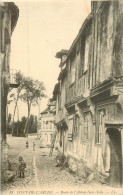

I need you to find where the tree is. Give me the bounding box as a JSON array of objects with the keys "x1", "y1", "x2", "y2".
[
  {"x1": 10, "y1": 72, "x2": 25, "y2": 135},
  {"x1": 12, "y1": 116, "x2": 26, "y2": 137},
  {"x1": 29, "y1": 115, "x2": 37, "y2": 133},
  {"x1": 7, "y1": 113, "x2": 12, "y2": 134},
  {"x1": 19, "y1": 77, "x2": 46, "y2": 137},
  {"x1": 12, "y1": 115, "x2": 38, "y2": 136}
]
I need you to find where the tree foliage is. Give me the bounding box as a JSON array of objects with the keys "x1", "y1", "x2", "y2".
[
  {"x1": 12, "y1": 115, "x2": 38, "y2": 136},
  {"x1": 8, "y1": 72, "x2": 47, "y2": 137},
  {"x1": 19, "y1": 77, "x2": 46, "y2": 106},
  {"x1": 8, "y1": 72, "x2": 25, "y2": 135},
  {"x1": 18, "y1": 76, "x2": 47, "y2": 137}
]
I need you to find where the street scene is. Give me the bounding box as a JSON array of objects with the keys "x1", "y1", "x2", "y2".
[
  {"x1": 1, "y1": 1, "x2": 123, "y2": 195},
  {"x1": 1, "y1": 135, "x2": 114, "y2": 194}
]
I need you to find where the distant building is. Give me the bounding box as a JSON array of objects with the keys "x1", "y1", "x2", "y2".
[
  {"x1": 40, "y1": 100, "x2": 56, "y2": 146},
  {"x1": 53, "y1": 1, "x2": 123, "y2": 187}
]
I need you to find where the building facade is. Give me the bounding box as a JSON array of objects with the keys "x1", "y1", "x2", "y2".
[
  {"x1": 40, "y1": 100, "x2": 56, "y2": 146},
  {"x1": 0, "y1": 2, "x2": 19, "y2": 172},
  {"x1": 0, "y1": 2, "x2": 19, "y2": 143},
  {"x1": 53, "y1": 1, "x2": 123, "y2": 187}
]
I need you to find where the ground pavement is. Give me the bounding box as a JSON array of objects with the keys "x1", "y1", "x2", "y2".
[{"x1": 1, "y1": 135, "x2": 122, "y2": 195}]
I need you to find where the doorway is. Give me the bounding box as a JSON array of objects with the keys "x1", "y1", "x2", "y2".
[{"x1": 106, "y1": 128, "x2": 122, "y2": 187}]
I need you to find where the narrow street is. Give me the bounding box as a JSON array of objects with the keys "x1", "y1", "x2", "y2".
[{"x1": 2, "y1": 135, "x2": 119, "y2": 195}]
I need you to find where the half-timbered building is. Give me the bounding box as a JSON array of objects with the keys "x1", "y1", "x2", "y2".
[{"x1": 53, "y1": 1, "x2": 123, "y2": 187}]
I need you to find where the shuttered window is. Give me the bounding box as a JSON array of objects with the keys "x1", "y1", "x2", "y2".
[
  {"x1": 73, "y1": 115, "x2": 80, "y2": 137},
  {"x1": 96, "y1": 111, "x2": 104, "y2": 144},
  {"x1": 68, "y1": 117, "x2": 74, "y2": 141},
  {"x1": 84, "y1": 113, "x2": 89, "y2": 140}
]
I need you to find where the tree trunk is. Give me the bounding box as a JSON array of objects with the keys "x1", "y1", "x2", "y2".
[
  {"x1": 12, "y1": 92, "x2": 20, "y2": 135},
  {"x1": 25, "y1": 102, "x2": 31, "y2": 137},
  {"x1": 24, "y1": 119, "x2": 27, "y2": 136},
  {"x1": 17, "y1": 104, "x2": 19, "y2": 136}
]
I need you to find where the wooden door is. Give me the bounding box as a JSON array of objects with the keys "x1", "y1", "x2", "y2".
[{"x1": 107, "y1": 129, "x2": 122, "y2": 187}]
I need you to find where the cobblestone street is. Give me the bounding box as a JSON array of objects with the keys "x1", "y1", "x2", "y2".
[{"x1": 2, "y1": 135, "x2": 121, "y2": 195}]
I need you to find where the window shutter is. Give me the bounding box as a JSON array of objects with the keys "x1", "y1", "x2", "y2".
[{"x1": 68, "y1": 118, "x2": 73, "y2": 141}]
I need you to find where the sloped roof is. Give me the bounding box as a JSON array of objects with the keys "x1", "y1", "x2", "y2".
[
  {"x1": 50, "y1": 106, "x2": 56, "y2": 113},
  {"x1": 67, "y1": 14, "x2": 92, "y2": 58},
  {"x1": 41, "y1": 107, "x2": 49, "y2": 114},
  {"x1": 55, "y1": 50, "x2": 68, "y2": 58},
  {"x1": 41, "y1": 100, "x2": 56, "y2": 115}
]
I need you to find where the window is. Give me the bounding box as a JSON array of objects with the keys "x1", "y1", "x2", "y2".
[
  {"x1": 96, "y1": 111, "x2": 104, "y2": 144},
  {"x1": 73, "y1": 115, "x2": 80, "y2": 137},
  {"x1": 84, "y1": 38, "x2": 89, "y2": 72},
  {"x1": 69, "y1": 118, "x2": 73, "y2": 134},
  {"x1": 71, "y1": 66, "x2": 75, "y2": 84},
  {"x1": 50, "y1": 134, "x2": 53, "y2": 142},
  {"x1": 62, "y1": 55, "x2": 67, "y2": 62},
  {"x1": 43, "y1": 121, "x2": 45, "y2": 129},
  {"x1": 68, "y1": 117, "x2": 74, "y2": 141},
  {"x1": 81, "y1": 35, "x2": 90, "y2": 74},
  {"x1": 46, "y1": 121, "x2": 48, "y2": 129},
  {"x1": 79, "y1": 27, "x2": 91, "y2": 78},
  {"x1": 70, "y1": 52, "x2": 76, "y2": 85},
  {"x1": 45, "y1": 133, "x2": 48, "y2": 141},
  {"x1": 83, "y1": 113, "x2": 89, "y2": 140},
  {"x1": 50, "y1": 121, "x2": 52, "y2": 129}
]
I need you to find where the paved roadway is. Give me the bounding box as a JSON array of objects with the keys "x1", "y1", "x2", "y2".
[{"x1": 1, "y1": 135, "x2": 121, "y2": 195}]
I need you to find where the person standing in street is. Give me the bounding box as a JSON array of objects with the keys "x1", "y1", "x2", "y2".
[
  {"x1": 26, "y1": 140, "x2": 29, "y2": 149},
  {"x1": 33, "y1": 141, "x2": 35, "y2": 151},
  {"x1": 18, "y1": 156, "x2": 26, "y2": 178}
]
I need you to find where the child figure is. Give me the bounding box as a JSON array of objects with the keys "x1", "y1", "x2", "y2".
[
  {"x1": 33, "y1": 141, "x2": 35, "y2": 151},
  {"x1": 18, "y1": 156, "x2": 26, "y2": 178},
  {"x1": 26, "y1": 140, "x2": 29, "y2": 149}
]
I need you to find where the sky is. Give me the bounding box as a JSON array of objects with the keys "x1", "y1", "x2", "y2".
[{"x1": 9, "y1": 0, "x2": 91, "y2": 120}]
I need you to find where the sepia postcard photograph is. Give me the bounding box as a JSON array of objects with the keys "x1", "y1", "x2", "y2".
[{"x1": 0, "y1": 0, "x2": 123, "y2": 195}]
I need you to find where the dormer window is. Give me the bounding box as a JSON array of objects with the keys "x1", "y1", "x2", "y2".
[
  {"x1": 56, "y1": 49, "x2": 68, "y2": 69},
  {"x1": 61, "y1": 54, "x2": 67, "y2": 62}
]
